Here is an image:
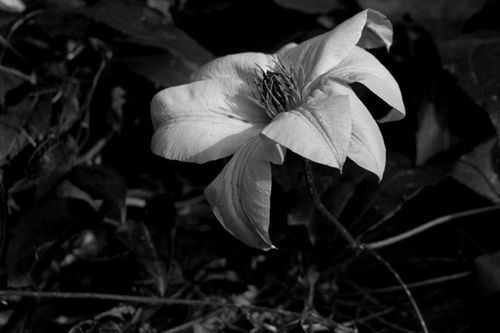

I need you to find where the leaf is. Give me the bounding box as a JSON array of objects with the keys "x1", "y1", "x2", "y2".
[
  {"x1": 5, "y1": 198, "x2": 97, "y2": 287},
  {"x1": 351, "y1": 153, "x2": 452, "y2": 235},
  {"x1": 83, "y1": 0, "x2": 213, "y2": 73},
  {"x1": 273, "y1": 0, "x2": 342, "y2": 14},
  {"x1": 116, "y1": 219, "x2": 170, "y2": 296},
  {"x1": 0, "y1": 173, "x2": 6, "y2": 275},
  {"x1": 0, "y1": 87, "x2": 81, "y2": 166},
  {"x1": 415, "y1": 99, "x2": 454, "y2": 165},
  {"x1": 0, "y1": 97, "x2": 41, "y2": 164},
  {"x1": 439, "y1": 33, "x2": 500, "y2": 138},
  {"x1": 474, "y1": 250, "x2": 500, "y2": 295},
  {"x1": 118, "y1": 53, "x2": 194, "y2": 88},
  {"x1": 297, "y1": 153, "x2": 452, "y2": 245},
  {"x1": 68, "y1": 305, "x2": 142, "y2": 333},
  {"x1": 0, "y1": 0, "x2": 24, "y2": 13},
  {"x1": 357, "y1": 0, "x2": 488, "y2": 40},
  {"x1": 452, "y1": 138, "x2": 500, "y2": 203},
  {"x1": 66, "y1": 165, "x2": 127, "y2": 223}
]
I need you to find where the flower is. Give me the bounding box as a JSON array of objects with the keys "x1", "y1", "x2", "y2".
[{"x1": 151, "y1": 9, "x2": 405, "y2": 250}]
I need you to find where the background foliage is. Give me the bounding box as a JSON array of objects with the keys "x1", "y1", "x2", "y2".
[{"x1": 0, "y1": 0, "x2": 500, "y2": 332}]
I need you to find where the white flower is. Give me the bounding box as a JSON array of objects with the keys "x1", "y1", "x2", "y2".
[{"x1": 151, "y1": 9, "x2": 405, "y2": 250}]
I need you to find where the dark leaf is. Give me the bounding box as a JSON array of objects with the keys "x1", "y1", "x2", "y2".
[
  {"x1": 118, "y1": 53, "x2": 194, "y2": 88},
  {"x1": 0, "y1": 173, "x2": 6, "y2": 275},
  {"x1": 83, "y1": 0, "x2": 213, "y2": 74},
  {"x1": 116, "y1": 219, "x2": 170, "y2": 296},
  {"x1": 474, "y1": 250, "x2": 500, "y2": 295},
  {"x1": 68, "y1": 305, "x2": 142, "y2": 333},
  {"x1": 66, "y1": 165, "x2": 127, "y2": 223},
  {"x1": 452, "y1": 138, "x2": 500, "y2": 203},
  {"x1": 415, "y1": 98, "x2": 454, "y2": 165},
  {"x1": 273, "y1": 0, "x2": 342, "y2": 14},
  {"x1": 28, "y1": 135, "x2": 78, "y2": 200},
  {"x1": 352, "y1": 153, "x2": 452, "y2": 235},
  {"x1": 0, "y1": 96, "x2": 45, "y2": 164},
  {"x1": 439, "y1": 32, "x2": 500, "y2": 138},
  {"x1": 357, "y1": 0, "x2": 488, "y2": 40},
  {"x1": 5, "y1": 198, "x2": 97, "y2": 287}
]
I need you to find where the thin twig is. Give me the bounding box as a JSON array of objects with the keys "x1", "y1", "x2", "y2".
[
  {"x1": 0, "y1": 289, "x2": 344, "y2": 329},
  {"x1": 303, "y1": 159, "x2": 429, "y2": 333},
  {"x1": 365, "y1": 249, "x2": 429, "y2": 333},
  {"x1": 303, "y1": 159, "x2": 360, "y2": 251},
  {"x1": 0, "y1": 64, "x2": 36, "y2": 83},
  {"x1": 361, "y1": 271, "x2": 471, "y2": 294},
  {"x1": 365, "y1": 205, "x2": 500, "y2": 250}
]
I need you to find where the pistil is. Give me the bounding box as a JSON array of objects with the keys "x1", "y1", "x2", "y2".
[{"x1": 250, "y1": 61, "x2": 302, "y2": 118}]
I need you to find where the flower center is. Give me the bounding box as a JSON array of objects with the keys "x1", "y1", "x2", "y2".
[{"x1": 250, "y1": 61, "x2": 302, "y2": 118}]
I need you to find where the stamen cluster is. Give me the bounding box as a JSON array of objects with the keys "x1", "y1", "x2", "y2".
[{"x1": 251, "y1": 61, "x2": 302, "y2": 118}]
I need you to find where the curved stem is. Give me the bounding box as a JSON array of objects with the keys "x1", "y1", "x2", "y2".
[
  {"x1": 303, "y1": 159, "x2": 361, "y2": 251},
  {"x1": 304, "y1": 159, "x2": 429, "y2": 332},
  {"x1": 365, "y1": 205, "x2": 500, "y2": 250}
]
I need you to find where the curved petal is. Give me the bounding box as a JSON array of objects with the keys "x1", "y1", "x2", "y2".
[
  {"x1": 322, "y1": 82, "x2": 386, "y2": 178},
  {"x1": 324, "y1": 46, "x2": 405, "y2": 122},
  {"x1": 262, "y1": 93, "x2": 352, "y2": 169},
  {"x1": 277, "y1": 9, "x2": 392, "y2": 88},
  {"x1": 151, "y1": 78, "x2": 269, "y2": 163},
  {"x1": 191, "y1": 52, "x2": 278, "y2": 82},
  {"x1": 349, "y1": 93, "x2": 386, "y2": 179},
  {"x1": 205, "y1": 136, "x2": 285, "y2": 250}
]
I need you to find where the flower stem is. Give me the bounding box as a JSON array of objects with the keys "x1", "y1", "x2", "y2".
[
  {"x1": 364, "y1": 204, "x2": 500, "y2": 250},
  {"x1": 303, "y1": 159, "x2": 429, "y2": 333},
  {"x1": 303, "y1": 159, "x2": 361, "y2": 251}
]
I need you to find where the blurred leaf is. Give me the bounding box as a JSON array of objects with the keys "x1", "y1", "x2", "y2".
[
  {"x1": 352, "y1": 153, "x2": 452, "y2": 235},
  {"x1": 439, "y1": 33, "x2": 500, "y2": 138},
  {"x1": 273, "y1": 0, "x2": 342, "y2": 14},
  {"x1": 5, "y1": 198, "x2": 97, "y2": 287},
  {"x1": 116, "y1": 219, "x2": 170, "y2": 296},
  {"x1": 452, "y1": 138, "x2": 500, "y2": 203},
  {"x1": 0, "y1": 173, "x2": 6, "y2": 274},
  {"x1": 67, "y1": 165, "x2": 127, "y2": 223},
  {"x1": 0, "y1": 0, "x2": 24, "y2": 13},
  {"x1": 0, "y1": 97, "x2": 40, "y2": 164},
  {"x1": 0, "y1": 87, "x2": 80, "y2": 166},
  {"x1": 27, "y1": 135, "x2": 78, "y2": 192},
  {"x1": 119, "y1": 53, "x2": 193, "y2": 87},
  {"x1": 357, "y1": 0, "x2": 488, "y2": 40},
  {"x1": 415, "y1": 98, "x2": 454, "y2": 165},
  {"x1": 474, "y1": 250, "x2": 500, "y2": 295},
  {"x1": 84, "y1": 0, "x2": 213, "y2": 73},
  {"x1": 299, "y1": 154, "x2": 452, "y2": 244},
  {"x1": 68, "y1": 305, "x2": 142, "y2": 333},
  {"x1": 0, "y1": 68, "x2": 24, "y2": 106}
]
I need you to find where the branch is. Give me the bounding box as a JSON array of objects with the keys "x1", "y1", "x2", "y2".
[
  {"x1": 365, "y1": 205, "x2": 500, "y2": 250},
  {"x1": 364, "y1": 248, "x2": 429, "y2": 333},
  {"x1": 0, "y1": 290, "x2": 347, "y2": 330},
  {"x1": 303, "y1": 159, "x2": 361, "y2": 251}
]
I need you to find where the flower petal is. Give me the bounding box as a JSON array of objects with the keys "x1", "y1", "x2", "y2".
[
  {"x1": 348, "y1": 93, "x2": 386, "y2": 179},
  {"x1": 262, "y1": 93, "x2": 352, "y2": 169},
  {"x1": 151, "y1": 78, "x2": 269, "y2": 163},
  {"x1": 205, "y1": 136, "x2": 285, "y2": 250},
  {"x1": 277, "y1": 9, "x2": 392, "y2": 88},
  {"x1": 325, "y1": 46, "x2": 405, "y2": 122},
  {"x1": 191, "y1": 52, "x2": 278, "y2": 82}
]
